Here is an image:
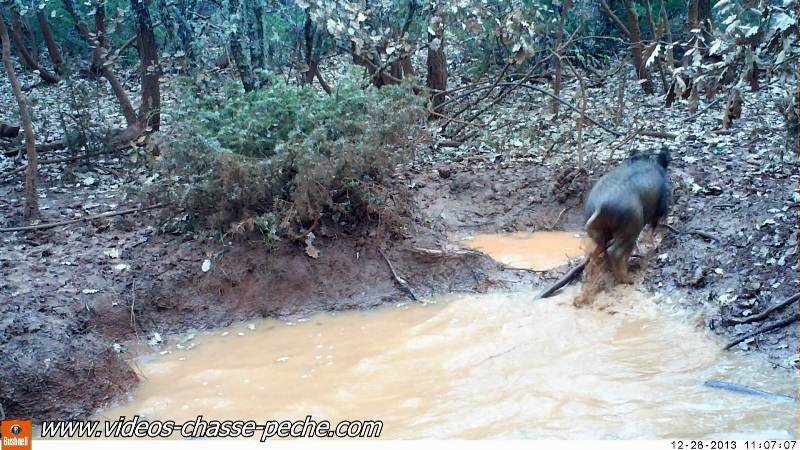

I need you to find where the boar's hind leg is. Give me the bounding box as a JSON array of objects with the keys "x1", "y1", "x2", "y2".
[{"x1": 608, "y1": 237, "x2": 637, "y2": 284}]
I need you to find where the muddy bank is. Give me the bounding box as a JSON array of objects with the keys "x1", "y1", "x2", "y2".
[
  {"x1": 1, "y1": 138, "x2": 797, "y2": 423},
  {"x1": 0, "y1": 178, "x2": 538, "y2": 421},
  {"x1": 1, "y1": 97, "x2": 797, "y2": 424},
  {"x1": 412, "y1": 144, "x2": 799, "y2": 369}
]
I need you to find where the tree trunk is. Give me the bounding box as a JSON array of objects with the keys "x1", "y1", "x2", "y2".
[
  {"x1": 621, "y1": 0, "x2": 654, "y2": 94},
  {"x1": 426, "y1": 13, "x2": 446, "y2": 113},
  {"x1": 9, "y1": 11, "x2": 31, "y2": 69},
  {"x1": 300, "y1": 16, "x2": 330, "y2": 94},
  {"x1": 0, "y1": 12, "x2": 38, "y2": 219},
  {"x1": 698, "y1": 0, "x2": 711, "y2": 26},
  {"x1": 132, "y1": 0, "x2": 161, "y2": 131},
  {"x1": 7, "y1": 11, "x2": 59, "y2": 83},
  {"x1": 397, "y1": 0, "x2": 417, "y2": 79},
  {"x1": 659, "y1": 0, "x2": 675, "y2": 67},
  {"x1": 227, "y1": 0, "x2": 256, "y2": 92},
  {"x1": 687, "y1": 0, "x2": 711, "y2": 29},
  {"x1": 641, "y1": 0, "x2": 667, "y2": 92},
  {"x1": 229, "y1": 36, "x2": 255, "y2": 92},
  {"x1": 37, "y1": 9, "x2": 65, "y2": 75},
  {"x1": 249, "y1": 2, "x2": 265, "y2": 72},
  {"x1": 301, "y1": 15, "x2": 315, "y2": 86},
  {"x1": 91, "y1": 3, "x2": 110, "y2": 76},
  {"x1": 551, "y1": 0, "x2": 570, "y2": 114},
  {"x1": 310, "y1": 65, "x2": 329, "y2": 94},
  {"x1": 687, "y1": 0, "x2": 712, "y2": 41},
  {"x1": 175, "y1": 1, "x2": 197, "y2": 66},
  {"x1": 22, "y1": 16, "x2": 38, "y2": 62},
  {"x1": 63, "y1": 0, "x2": 137, "y2": 126},
  {"x1": 687, "y1": 0, "x2": 697, "y2": 27}
]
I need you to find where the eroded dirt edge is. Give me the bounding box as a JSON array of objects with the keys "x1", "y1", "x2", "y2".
[{"x1": 1, "y1": 144, "x2": 797, "y2": 422}]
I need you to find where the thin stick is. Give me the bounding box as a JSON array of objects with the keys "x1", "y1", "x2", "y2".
[
  {"x1": 607, "y1": 123, "x2": 644, "y2": 160},
  {"x1": 445, "y1": 81, "x2": 624, "y2": 138},
  {"x1": 703, "y1": 380, "x2": 797, "y2": 403},
  {"x1": 2, "y1": 149, "x2": 114, "y2": 178},
  {"x1": 690, "y1": 229, "x2": 722, "y2": 242},
  {"x1": 724, "y1": 313, "x2": 799, "y2": 350},
  {"x1": 726, "y1": 293, "x2": 798, "y2": 325},
  {"x1": 2, "y1": 140, "x2": 67, "y2": 157},
  {"x1": 639, "y1": 130, "x2": 678, "y2": 139},
  {"x1": 292, "y1": 210, "x2": 321, "y2": 242},
  {"x1": 545, "y1": 207, "x2": 568, "y2": 230},
  {"x1": 379, "y1": 249, "x2": 418, "y2": 301},
  {"x1": 662, "y1": 223, "x2": 721, "y2": 242},
  {"x1": 0, "y1": 203, "x2": 167, "y2": 232},
  {"x1": 683, "y1": 97, "x2": 722, "y2": 122},
  {"x1": 130, "y1": 280, "x2": 139, "y2": 341},
  {"x1": 534, "y1": 259, "x2": 587, "y2": 300}
]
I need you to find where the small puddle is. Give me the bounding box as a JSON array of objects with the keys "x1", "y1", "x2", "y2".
[
  {"x1": 98, "y1": 232, "x2": 798, "y2": 439},
  {"x1": 460, "y1": 231, "x2": 589, "y2": 270}
]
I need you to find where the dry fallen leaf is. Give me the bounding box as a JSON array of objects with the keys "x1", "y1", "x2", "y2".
[{"x1": 305, "y1": 242, "x2": 320, "y2": 259}]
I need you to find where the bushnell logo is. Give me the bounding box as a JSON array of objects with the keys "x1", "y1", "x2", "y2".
[{"x1": 1, "y1": 420, "x2": 31, "y2": 450}]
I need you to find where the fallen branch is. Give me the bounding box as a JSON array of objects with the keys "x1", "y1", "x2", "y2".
[
  {"x1": 724, "y1": 312, "x2": 799, "y2": 350},
  {"x1": 662, "y1": 223, "x2": 721, "y2": 243},
  {"x1": 533, "y1": 236, "x2": 630, "y2": 299},
  {"x1": 683, "y1": 97, "x2": 722, "y2": 122},
  {"x1": 95, "y1": 166, "x2": 124, "y2": 178},
  {"x1": 379, "y1": 249, "x2": 418, "y2": 302},
  {"x1": 703, "y1": 380, "x2": 798, "y2": 403},
  {"x1": 1, "y1": 164, "x2": 27, "y2": 178},
  {"x1": 458, "y1": 221, "x2": 496, "y2": 228},
  {"x1": 726, "y1": 293, "x2": 799, "y2": 325},
  {"x1": 534, "y1": 259, "x2": 587, "y2": 300},
  {"x1": 688, "y1": 229, "x2": 721, "y2": 242},
  {"x1": 439, "y1": 140, "x2": 463, "y2": 148},
  {"x1": 2, "y1": 149, "x2": 114, "y2": 178},
  {"x1": 639, "y1": 130, "x2": 678, "y2": 139},
  {"x1": 0, "y1": 203, "x2": 168, "y2": 232},
  {"x1": 2, "y1": 140, "x2": 68, "y2": 157},
  {"x1": 291, "y1": 211, "x2": 321, "y2": 242},
  {"x1": 409, "y1": 247, "x2": 482, "y2": 258}
]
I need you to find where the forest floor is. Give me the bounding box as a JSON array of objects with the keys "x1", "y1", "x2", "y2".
[{"x1": 0, "y1": 62, "x2": 797, "y2": 422}]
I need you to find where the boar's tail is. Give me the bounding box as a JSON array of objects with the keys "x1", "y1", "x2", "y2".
[
  {"x1": 657, "y1": 146, "x2": 670, "y2": 169},
  {"x1": 585, "y1": 208, "x2": 601, "y2": 230}
]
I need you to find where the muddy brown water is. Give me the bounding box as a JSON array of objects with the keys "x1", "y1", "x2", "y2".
[
  {"x1": 98, "y1": 233, "x2": 798, "y2": 439},
  {"x1": 459, "y1": 231, "x2": 589, "y2": 270}
]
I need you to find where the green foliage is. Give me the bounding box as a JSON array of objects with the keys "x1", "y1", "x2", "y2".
[
  {"x1": 173, "y1": 78, "x2": 317, "y2": 157},
  {"x1": 42, "y1": 1, "x2": 136, "y2": 60},
  {"x1": 152, "y1": 75, "x2": 426, "y2": 240}
]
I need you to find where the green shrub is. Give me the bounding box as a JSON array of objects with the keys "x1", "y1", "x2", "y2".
[{"x1": 152, "y1": 75, "x2": 426, "y2": 241}]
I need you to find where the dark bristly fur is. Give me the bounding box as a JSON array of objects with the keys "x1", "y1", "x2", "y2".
[{"x1": 584, "y1": 148, "x2": 671, "y2": 283}]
